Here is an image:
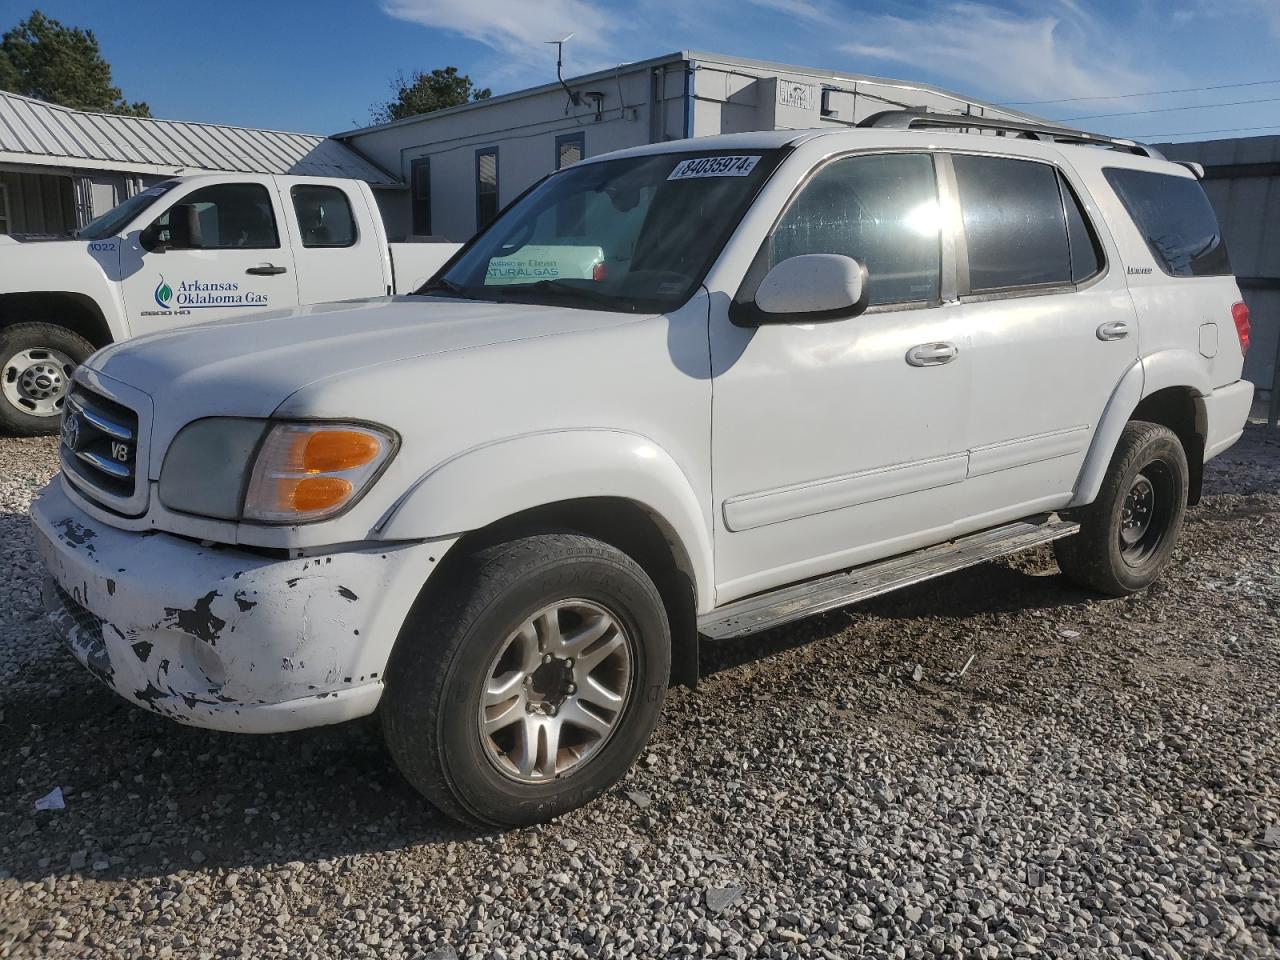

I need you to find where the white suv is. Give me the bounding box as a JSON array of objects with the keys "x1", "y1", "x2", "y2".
[{"x1": 32, "y1": 112, "x2": 1255, "y2": 826}]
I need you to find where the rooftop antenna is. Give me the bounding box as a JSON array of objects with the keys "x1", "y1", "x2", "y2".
[{"x1": 546, "y1": 33, "x2": 580, "y2": 107}]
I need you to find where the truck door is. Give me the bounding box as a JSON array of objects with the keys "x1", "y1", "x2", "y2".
[
  {"x1": 121, "y1": 181, "x2": 299, "y2": 336},
  {"x1": 708, "y1": 152, "x2": 971, "y2": 604},
  {"x1": 276, "y1": 176, "x2": 388, "y2": 303},
  {"x1": 939, "y1": 152, "x2": 1139, "y2": 530}
]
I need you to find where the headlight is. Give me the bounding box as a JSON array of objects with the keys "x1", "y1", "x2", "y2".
[{"x1": 159, "y1": 419, "x2": 397, "y2": 523}]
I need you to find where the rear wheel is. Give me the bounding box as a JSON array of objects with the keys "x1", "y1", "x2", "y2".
[
  {"x1": 0, "y1": 323, "x2": 94, "y2": 436},
  {"x1": 382, "y1": 533, "x2": 670, "y2": 826},
  {"x1": 1054, "y1": 421, "x2": 1188, "y2": 596}
]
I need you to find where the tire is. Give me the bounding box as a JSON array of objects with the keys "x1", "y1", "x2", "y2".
[
  {"x1": 1054, "y1": 421, "x2": 1189, "y2": 596},
  {"x1": 382, "y1": 532, "x2": 671, "y2": 827},
  {"x1": 0, "y1": 322, "x2": 94, "y2": 436}
]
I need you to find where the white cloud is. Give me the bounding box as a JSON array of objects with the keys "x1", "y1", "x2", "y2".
[
  {"x1": 380, "y1": 0, "x2": 618, "y2": 60},
  {"x1": 840, "y1": 2, "x2": 1157, "y2": 103}
]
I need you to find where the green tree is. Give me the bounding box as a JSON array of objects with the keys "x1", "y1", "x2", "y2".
[
  {"x1": 371, "y1": 66, "x2": 491, "y2": 124},
  {"x1": 0, "y1": 10, "x2": 149, "y2": 116}
]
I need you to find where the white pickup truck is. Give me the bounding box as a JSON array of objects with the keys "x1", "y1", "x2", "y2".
[
  {"x1": 0, "y1": 173, "x2": 459, "y2": 434},
  {"x1": 33, "y1": 114, "x2": 1255, "y2": 827}
]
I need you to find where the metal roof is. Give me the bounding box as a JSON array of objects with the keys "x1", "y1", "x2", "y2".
[{"x1": 0, "y1": 91, "x2": 399, "y2": 186}]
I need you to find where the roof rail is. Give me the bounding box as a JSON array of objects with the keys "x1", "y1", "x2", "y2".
[{"x1": 857, "y1": 109, "x2": 1166, "y2": 160}]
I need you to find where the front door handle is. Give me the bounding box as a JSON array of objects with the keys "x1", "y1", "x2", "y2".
[
  {"x1": 1097, "y1": 320, "x2": 1130, "y2": 341},
  {"x1": 906, "y1": 342, "x2": 958, "y2": 367},
  {"x1": 246, "y1": 264, "x2": 288, "y2": 276}
]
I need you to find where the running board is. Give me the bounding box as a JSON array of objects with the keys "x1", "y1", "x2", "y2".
[{"x1": 698, "y1": 514, "x2": 1079, "y2": 640}]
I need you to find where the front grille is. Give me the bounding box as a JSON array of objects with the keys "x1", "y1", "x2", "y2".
[{"x1": 60, "y1": 383, "x2": 140, "y2": 500}]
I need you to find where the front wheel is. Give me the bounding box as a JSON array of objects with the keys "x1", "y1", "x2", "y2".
[
  {"x1": 1054, "y1": 421, "x2": 1189, "y2": 596},
  {"x1": 382, "y1": 533, "x2": 670, "y2": 826},
  {"x1": 0, "y1": 323, "x2": 95, "y2": 436}
]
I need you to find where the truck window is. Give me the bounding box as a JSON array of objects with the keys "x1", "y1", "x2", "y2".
[
  {"x1": 1102, "y1": 168, "x2": 1231, "y2": 277},
  {"x1": 953, "y1": 155, "x2": 1072, "y2": 292},
  {"x1": 290, "y1": 185, "x2": 357, "y2": 248},
  {"x1": 155, "y1": 183, "x2": 280, "y2": 250},
  {"x1": 768, "y1": 153, "x2": 941, "y2": 306}
]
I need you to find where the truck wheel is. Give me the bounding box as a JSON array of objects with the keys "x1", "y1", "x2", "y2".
[
  {"x1": 0, "y1": 323, "x2": 94, "y2": 436},
  {"x1": 382, "y1": 533, "x2": 670, "y2": 827},
  {"x1": 1054, "y1": 421, "x2": 1189, "y2": 596}
]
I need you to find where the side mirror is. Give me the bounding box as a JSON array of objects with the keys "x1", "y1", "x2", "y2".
[
  {"x1": 734, "y1": 254, "x2": 868, "y2": 326},
  {"x1": 167, "y1": 204, "x2": 204, "y2": 250}
]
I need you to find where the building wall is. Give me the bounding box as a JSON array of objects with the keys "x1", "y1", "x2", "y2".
[
  {"x1": 0, "y1": 168, "x2": 76, "y2": 234},
  {"x1": 1157, "y1": 136, "x2": 1280, "y2": 415},
  {"x1": 342, "y1": 54, "x2": 1027, "y2": 243}
]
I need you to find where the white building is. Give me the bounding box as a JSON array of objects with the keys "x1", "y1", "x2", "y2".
[
  {"x1": 334, "y1": 50, "x2": 1039, "y2": 244},
  {"x1": 0, "y1": 91, "x2": 397, "y2": 237}
]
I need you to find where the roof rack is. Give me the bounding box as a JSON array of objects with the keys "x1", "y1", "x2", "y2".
[{"x1": 857, "y1": 109, "x2": 1165, "y2": 160}]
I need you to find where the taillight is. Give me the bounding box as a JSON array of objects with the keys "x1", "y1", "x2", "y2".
[
  {"x1": 1231, "y1": 301, "x2": 1250, "y2": 356},
  {"x1": 592, "y1": 261, "x2": 608, "y2": 282}
]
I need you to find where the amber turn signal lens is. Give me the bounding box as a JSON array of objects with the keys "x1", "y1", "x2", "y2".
[
  {"x1": 286, "y1": 476, "x2": 353, "y2": 512},
  {"x1": 301, "y1": 430, "x2": 382, "y2": 473}
]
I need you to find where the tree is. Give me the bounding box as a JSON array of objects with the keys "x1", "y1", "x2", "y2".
[
  {"x1": 0, "y1": 10, "x2": 150, "y2": 116},
  {"x1": 371, "y1": 66, "x2": 491, "y2": 124}
]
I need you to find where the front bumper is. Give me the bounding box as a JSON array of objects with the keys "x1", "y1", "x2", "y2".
[{"x1": 31, "y1": 479, "x2": 452, "y2": 733}]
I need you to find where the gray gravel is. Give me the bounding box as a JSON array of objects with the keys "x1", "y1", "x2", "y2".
[{"x1": 2, "y1": 426, "x2": 1278, "y2": 959}]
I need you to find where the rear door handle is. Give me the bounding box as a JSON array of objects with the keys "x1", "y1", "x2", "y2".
[
  {"x1": 1097, "y1": 320, "x2": 1130, "y2": 341},
  {"x1": 906, "y1": 342, "x2": 958, "y2": 367},
  {"x1": 246, "y1": 264, "x2": 288, "y2": 276}
]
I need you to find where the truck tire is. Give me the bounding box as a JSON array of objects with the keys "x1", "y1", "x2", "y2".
[
  {"x1": 1054, "y1": 421, "x2": 1189, "y2": 596},
  {"x1": 0, "y1": 323, "x2": 94, "y2": 436},
  {"x1": 382, "y1": 532, "x2": 671, "y2": 826}
]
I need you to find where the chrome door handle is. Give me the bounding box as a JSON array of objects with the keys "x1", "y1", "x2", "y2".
[
  {"x1": 246, "y1": 264, "x2": 288, "y2": 276},
  {"x1": 906, "y1": 342, "x2": 958, "y2": 367},
  {"x1": 1097, "y1": 320, "x2": 1130, "y2": 341}
]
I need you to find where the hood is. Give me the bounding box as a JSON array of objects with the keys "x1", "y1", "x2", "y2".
[{"x1": 87, "y1": 294, "x2": 643, "y2": 428}]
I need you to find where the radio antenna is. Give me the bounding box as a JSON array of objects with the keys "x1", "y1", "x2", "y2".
[{"x1": 545, "y1": 34, "x2": 580, "y2": 107}]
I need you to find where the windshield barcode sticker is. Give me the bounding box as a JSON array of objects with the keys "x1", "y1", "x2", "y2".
[{"x1": 668, "y1": 155, "x2": 761, "y2": 180}]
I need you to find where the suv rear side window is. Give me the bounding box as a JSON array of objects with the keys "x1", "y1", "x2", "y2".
[
  {"x1": 1102, "y1": 168, "x2": 1230, "y2": 277},
  {"x1": 769, "y1": 153, "x2": 941, "y2": 306},
  {"x1": 953, "y1": 155, "x2": 1072, "y2": 291}
]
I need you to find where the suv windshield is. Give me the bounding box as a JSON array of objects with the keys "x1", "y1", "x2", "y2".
[
  {"x1": 424, "y1": 150, "x2": 783, "y2": 312},
  {"x1": 77, "y1": 181, "x2": 179, "y2": 240}
]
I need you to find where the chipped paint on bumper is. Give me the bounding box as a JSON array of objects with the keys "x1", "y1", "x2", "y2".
[{"x1": 31, "y1": 480, "x2": 453, "y2": 734}]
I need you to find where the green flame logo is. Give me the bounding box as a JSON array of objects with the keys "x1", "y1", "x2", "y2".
[{"x1": 154, "y1": 276, "x2": 173, "y2": 309}]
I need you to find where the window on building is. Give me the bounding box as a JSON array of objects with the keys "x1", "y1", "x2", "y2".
[
  {"x1": 953, "y1": 155, "x2": 1073, "y2": 291},
  {"x1": 0, "y1": 183, "x2": 9, "y2": 234},
  {"x1": 1103, "y1": 167, "x2": 1231, "y2": 277},
  {"x1": 410, "y1": 157, "x2": 431, "y2": 236},
  {"x1": 476, "y1": 148, "x2": 499, "y2": 230},
  {"x1": 556, "y1": 132, "x2": 585, "y2": 170},
  {"x1": 154, "y1": 183, "x2": 279, "y2": 249},
  {"x1": 767, "y1": 152, "x2": 942, "y2": 306},
  {"x1": 290, "y1": 185, "x2": 357, "y2": 247}
]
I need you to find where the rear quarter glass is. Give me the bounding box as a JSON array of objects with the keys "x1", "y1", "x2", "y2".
[{"x1": 1102, "y1": 168, "x2": 1231, "y2": 278}]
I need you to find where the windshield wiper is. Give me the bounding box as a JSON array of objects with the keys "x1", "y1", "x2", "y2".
[
  {"x1": 500, "y1": 279, "x2": 629, "y2": 311},
  {"x1": 417, "y1": 277, "x2": 471, "y2": 298}
]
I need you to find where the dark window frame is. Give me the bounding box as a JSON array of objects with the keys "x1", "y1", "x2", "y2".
[
  {"x1": 289, "y1": 184, "x2": 358, "y2": 249},
  {"x1": 410, "y1": 157, "x2": 432, "y2": 237},
  {"x1": 735, "y1": 150, "x2": 947, "y2": 314},
  {"x1": 1102, "y1": 166, "x2": 1231, "y2": 278},
  {"x1": 945, "y1": 152, "x2": 1108, "y2": 301},
  {"x1": 555, "y1": 131, "x2": 585, "y2": 170},
  {"x1": 475, "y1": 146, "x2": 499, "y2": 231},
  {"x1": 155, "y1": 181, "x2": 281, "y2": 251}
]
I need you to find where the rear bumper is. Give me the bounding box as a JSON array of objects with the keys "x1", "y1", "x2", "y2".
[
  {"x1": 1203, "y1": 379, "x2": 1254, "y2": 462},
  {"x1": 31, "y1": 479, "x2": 451, "y2": 733}
]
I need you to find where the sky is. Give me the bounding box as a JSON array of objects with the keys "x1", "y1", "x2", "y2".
[{"x1": 7, "y1": 0, "x2": 1280, "y2": 142}]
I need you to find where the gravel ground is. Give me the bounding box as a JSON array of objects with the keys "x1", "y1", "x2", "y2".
[{"x1": 1, "y1": 426, "x2": 1278, "y2": 960}]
